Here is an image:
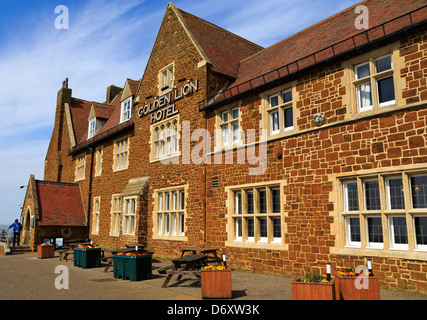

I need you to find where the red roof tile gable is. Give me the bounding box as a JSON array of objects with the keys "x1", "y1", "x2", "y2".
[{"x1": 36, "y1": 181, "x2": 86, "y2": 227}]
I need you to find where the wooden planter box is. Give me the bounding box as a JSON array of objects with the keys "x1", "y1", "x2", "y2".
[
  {"x1": 334, "y1": 274, "x2": 380, "y2": 300},
  {"x1": 291, "y1": 279, "x2": 335, "y2": 300},
  {"x1": 201, "y1": 269, "x2": 232, "y2": 299},
  {"x1": 37, "y1": 245, "x2": 55, "y2": 259}
]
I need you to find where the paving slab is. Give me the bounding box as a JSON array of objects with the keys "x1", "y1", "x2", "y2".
[{"x1": 0, "y1": 252, "x2": 425, "y2": 302}]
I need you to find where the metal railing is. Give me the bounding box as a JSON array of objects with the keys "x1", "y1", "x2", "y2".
[{"x1": 0, "y1": 228, "x2": 12, "y2": 247}]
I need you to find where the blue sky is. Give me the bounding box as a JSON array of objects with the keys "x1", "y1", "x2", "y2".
[{"x1": 0, "y1": 0, "x2": 360, "y2": 225}]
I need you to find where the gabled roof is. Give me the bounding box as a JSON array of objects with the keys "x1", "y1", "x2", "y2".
[
  {"x1": 90, "y1": 103, "x2": 115, "y2": 120},
  {"x1": 232, "y1": 0, "x2": 427, "y2": 87},
  {"x1": 70, "y1": 78, "x2": 140, "y2": 152},
  {"x1": 69, "y1": 98, "x2": 92, "y2": 143},
  {"x1": 200, "y1": 0, "x2": 427, "y2": 108},
  {"x1": 35, "y1": 180, "x2": 86, "y2": 227},
  {"x1": 172, "y1": 4, "x2": 264, "y2": 78}
]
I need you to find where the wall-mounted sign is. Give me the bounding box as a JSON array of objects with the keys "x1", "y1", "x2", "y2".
[{"x1": 138, "y1": 79, "x2": 198, "y2": 124}]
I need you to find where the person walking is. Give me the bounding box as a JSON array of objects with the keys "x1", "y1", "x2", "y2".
[{"x1": 8, "y1": 219, "x2": 23, "y2": 247}]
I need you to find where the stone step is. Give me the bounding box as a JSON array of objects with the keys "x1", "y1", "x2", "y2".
[{"x1": 9, "y1": 246, "x2": 31, "y2": 254}]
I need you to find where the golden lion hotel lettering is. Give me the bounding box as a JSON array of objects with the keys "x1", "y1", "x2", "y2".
[{"x1": 138, "y1": 79, "x2": 198, "y2": 124}]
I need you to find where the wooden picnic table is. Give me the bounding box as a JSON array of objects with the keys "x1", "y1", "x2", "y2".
[
  {"x1": 181, "y1": 247, "x2": 221, "y2": 264},
  {"x1": 161, "y1": 254, "x2": 208, "y2": 288}
]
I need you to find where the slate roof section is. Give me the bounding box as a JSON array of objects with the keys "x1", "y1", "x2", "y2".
[
  {"x1": 35, "y1": 180, "x2": 86, "y2": 227},
  {"x1": 175, "y1": 7, "x2": 264, "y2": 79}
]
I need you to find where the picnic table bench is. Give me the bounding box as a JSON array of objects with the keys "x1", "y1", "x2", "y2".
[
  {"x1": 181, "y1": 247, "x2": 221, "y2": 264},
  {"x1": 161, "y1": 254, "x2": 208, "y2": 288}
]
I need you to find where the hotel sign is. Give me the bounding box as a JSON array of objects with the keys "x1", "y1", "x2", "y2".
[{"x1": 138, "y1": 79, "x2": 198, "y2": 124}]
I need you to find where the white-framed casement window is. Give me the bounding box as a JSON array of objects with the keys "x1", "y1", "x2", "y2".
[
  {"x1": 152, "y1": 116, "x2": 179, "y2": 161},
  {"x1": 353, "y1": 53, "x2": 396, "y2": 112},
  {"x1": 75, "y1": 154, "x2": 86, "y2": 181},
  {"x1": 88, "y1": 117, "x2": 96, "y2": 139},
  {"x1": 227, "y1": 182, "x2": 284, "y2": 248},
  {"x1": 92, "y1": 197, "x2": 100, "y2": 235},
  {"x1": 110, "y1": 195, "x2": 121, "y2": 236},
  {"x1": 120, "y1": 97, "x2": 132, "y2": 123},
  {"x1": 155, "y1": 187, "x2": 186, "y2": 240},
  {"x1": 219, "y1": 107, "x2": 240, "y2": 147},
  {"x1": 340, "y1": 171, "x2": 427, "y2": 255},
  {"x1": 159, "y1": 63, "x2": 174, "y2": 92},
  {"x1": 122, "y1": 197, "x2": 136, "y2": 235},
  {"x1": 114, "y1": 137, "x2": 129, "y2": 171},
  {"x1": 267, "y1": 88, "x2": 293, "y2": 135},
  {"x1": 95, "y1": 146, "x2": 103, "y2": 176}
]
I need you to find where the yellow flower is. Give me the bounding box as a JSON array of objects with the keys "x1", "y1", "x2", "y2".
[{"x1": 321, "y1": 279, "x2": 329, "y2": 283}]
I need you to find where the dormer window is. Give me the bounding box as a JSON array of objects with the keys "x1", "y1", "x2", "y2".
[
  {"x1": 88, "y1": 117, "x2": 96, "y2": 139},
  {"x1": 120, "y1": 97, "x2": 132, "y2": 123}
]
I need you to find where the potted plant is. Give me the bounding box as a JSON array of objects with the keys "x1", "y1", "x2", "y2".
[
  {"x1": 37, "y1": 243, "x2": 55, "y2": 259},
  {"x1": 291, "y1": 271, "x2": 335, "y2": 300},
  {"x1": 73, "y1": 244, "x2": 102, "y2": 269},
  {"x1": 201, "y1": 265, "x2": 232, "y2": 299},
  {"x1": 334, "y1": 261, "x2": 380, "y2": 300},
  {"x1": 113, "y1": 252, "x2": 152, "y2": 281}
]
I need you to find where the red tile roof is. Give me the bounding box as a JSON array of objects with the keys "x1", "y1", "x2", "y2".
[
  {"x1": 232, "y1": 0, "x2": 426, "y2": 88},
  {"x1": 71, "y1": 78, "x2": 140, "y2": 148},
  {"x1": 36, "y1": 181, "x2": 86, "y2": 227},
  {"x1": 199, "y1": 0, "x2": 427, "y2": 108},
  {"x1": 69, "y1": 98, "x2": 92, "y2": 144},
  {"x1": 176, "y1": 7, "x2": 264, "y2": 78}
]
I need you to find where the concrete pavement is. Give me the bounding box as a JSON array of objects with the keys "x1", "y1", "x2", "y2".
[{"x1": 0, "y1": 252, "x2": 426, "y2": 301}]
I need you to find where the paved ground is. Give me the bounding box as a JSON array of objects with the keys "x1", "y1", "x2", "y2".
[{"x1": 0, "y1": 252, "x2": 426, "y2": 302}]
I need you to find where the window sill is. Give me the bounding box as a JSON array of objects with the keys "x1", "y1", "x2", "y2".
[
  {"x1": 226, "y1": 240, "x2": 288, "y2": 251},
  {"x1": 153, "y1": 235, "x2": 188, "y2": 242},
  {"x1": 113, "y1": 166, "x2": 128, "y2": 173}
]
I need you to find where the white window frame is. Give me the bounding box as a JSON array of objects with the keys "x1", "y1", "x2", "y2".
[
  {"x1": 353, "y1": 53, "x2": 396, "y2": 113},
  {"x1": 219, "y1": 107, "x2": 240, "y2": 147},
  {"x1": 75, "y1": 154, "x2": 86, "y2": 181},
  {"x1": 92, "y1": 197, "x2": 100, "y2": 235},
  {"x1": 110, "y1": 195, "x2": 121, "y2": 236},
  {"x1": 267, "y1": 87, "x2": 294, "y2": 136},
  {"x1": 152, "y1": 117, "x2": 179, "y2": 161},
  {"x1": 114, "y1": 137, "x2": 129, "y2": 171},
  {"x1": 388, "y1": 215, "x2": 409, "y2": 250},
  {"x1": 159, "y1": 63, "x2": 174, "y2": 93},
  {"x1": 120, "y1": 97, "x2": 132, "y2": 123},
  {"x1": 413, "y1": 215, "x2": 427, "y2": 251},
  {"x1": 155, "y1": 187, "x2": 186, "y2": 240},
  {"x1": 122, "y1": 197, "x2": 136, "y2": 235},
  {"x1": 88, "y1": 117, "x2": 96, "y2": 139},
  {"x1": 365, "y1": 215, "x2": 384, "y2": 249},
  {"x1": 228, "y1": 183, "x2": 284, "y2": 248},
  {"x1": 345, "y1": 216, "x2": 361, "y2": 248}
]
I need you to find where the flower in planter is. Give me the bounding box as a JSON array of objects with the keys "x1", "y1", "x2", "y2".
[
  {"x1": 76, "y1": 244, "x2": 100, "y2": 249},
  {"x1": 337, "y1": 266, "x2": 370, "y2": 277},
  {"x1": 40, "y1": 243, "x2": 54, "y2": 246},
  {"x1": 116, "y1": 252, "x2": 148, "y2": 256},
  {"x1": 202, "y1": 265, "x2": 227, "y2": 270},
  {"x1": 299, "y1": 271, "x2": 329, "y2": 283}
]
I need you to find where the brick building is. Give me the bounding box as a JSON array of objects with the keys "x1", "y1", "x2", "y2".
[{"x1": 26, "y1": 0, "x2": 427, "y2": 293}]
